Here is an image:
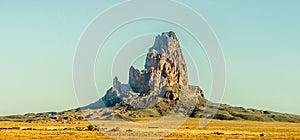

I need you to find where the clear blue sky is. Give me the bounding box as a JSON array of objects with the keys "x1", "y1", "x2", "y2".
[{"x1": 1, "y1": 0, "x2": 300, "y2": 116}]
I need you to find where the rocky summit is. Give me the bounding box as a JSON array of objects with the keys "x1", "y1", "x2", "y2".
[{"x1": 129, "y1": 31, "x2": 189, "y2": 94}]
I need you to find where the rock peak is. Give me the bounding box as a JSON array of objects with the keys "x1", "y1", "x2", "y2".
[
  {"x1": 152, "y1": 31, "x2": 179, "y2": 51},
  {"x1": 162, "y1": 31, "x2": 178, "y2": 40},
  {"x1": 129, "y1": 31, "x2": 188, "y2": 94}
]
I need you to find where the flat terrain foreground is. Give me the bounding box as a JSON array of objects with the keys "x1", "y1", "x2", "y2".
[{"x1": 0, "y1": 118, "x2": 300, "y2": 139}]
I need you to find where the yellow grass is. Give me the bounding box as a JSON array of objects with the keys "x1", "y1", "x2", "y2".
[{"x1": 0, "y1": 118, "x2": 299, "y2": 139}]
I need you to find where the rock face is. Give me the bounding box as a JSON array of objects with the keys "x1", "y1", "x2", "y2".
[
  {"x1": 129, "y1": 31, "x2": 188, "y2": 96},
  {"x1": 129, "y1": 67, "x2": 151, "y2": 93}
]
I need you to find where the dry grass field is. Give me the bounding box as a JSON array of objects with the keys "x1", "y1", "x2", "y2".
[{"x1": 0, "y1": 118, "x2": 300, "y2": 139}]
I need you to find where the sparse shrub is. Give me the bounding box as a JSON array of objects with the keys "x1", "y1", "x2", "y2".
[
  {"x1": 87, "y1": 125, "x2": 96, "y2": 131},
  {"x1": 213, "y1": 113, "x2": 236, "y2": 120}
]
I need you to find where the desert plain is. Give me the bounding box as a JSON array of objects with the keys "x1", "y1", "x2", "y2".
[{"x1": 1, "y1": 118, "x2": 300, "y2": 139}]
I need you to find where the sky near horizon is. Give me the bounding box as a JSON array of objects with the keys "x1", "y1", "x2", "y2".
[{"x1": 1, "y1": 0, "x2": 300, "y2": 116}]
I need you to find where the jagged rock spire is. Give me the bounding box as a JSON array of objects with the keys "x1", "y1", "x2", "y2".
[{"x1": 129, "y1": 31, "x2": 188, "y2": 93}]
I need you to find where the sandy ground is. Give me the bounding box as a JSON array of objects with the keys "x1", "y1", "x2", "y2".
[{"x1": 0, "y1": 118, "x2": 300, "y2": 139}]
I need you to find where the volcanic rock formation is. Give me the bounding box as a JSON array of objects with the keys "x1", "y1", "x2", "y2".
[
  {"x1": 4, "y1": 32, "x2": 300, "y2": 123},
  {"x1": 83, "y1": 31, "x2": 204, "y2": 113},
  {"x1": 129, "y1": 31, "x2": 188, "y2": 95}
]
